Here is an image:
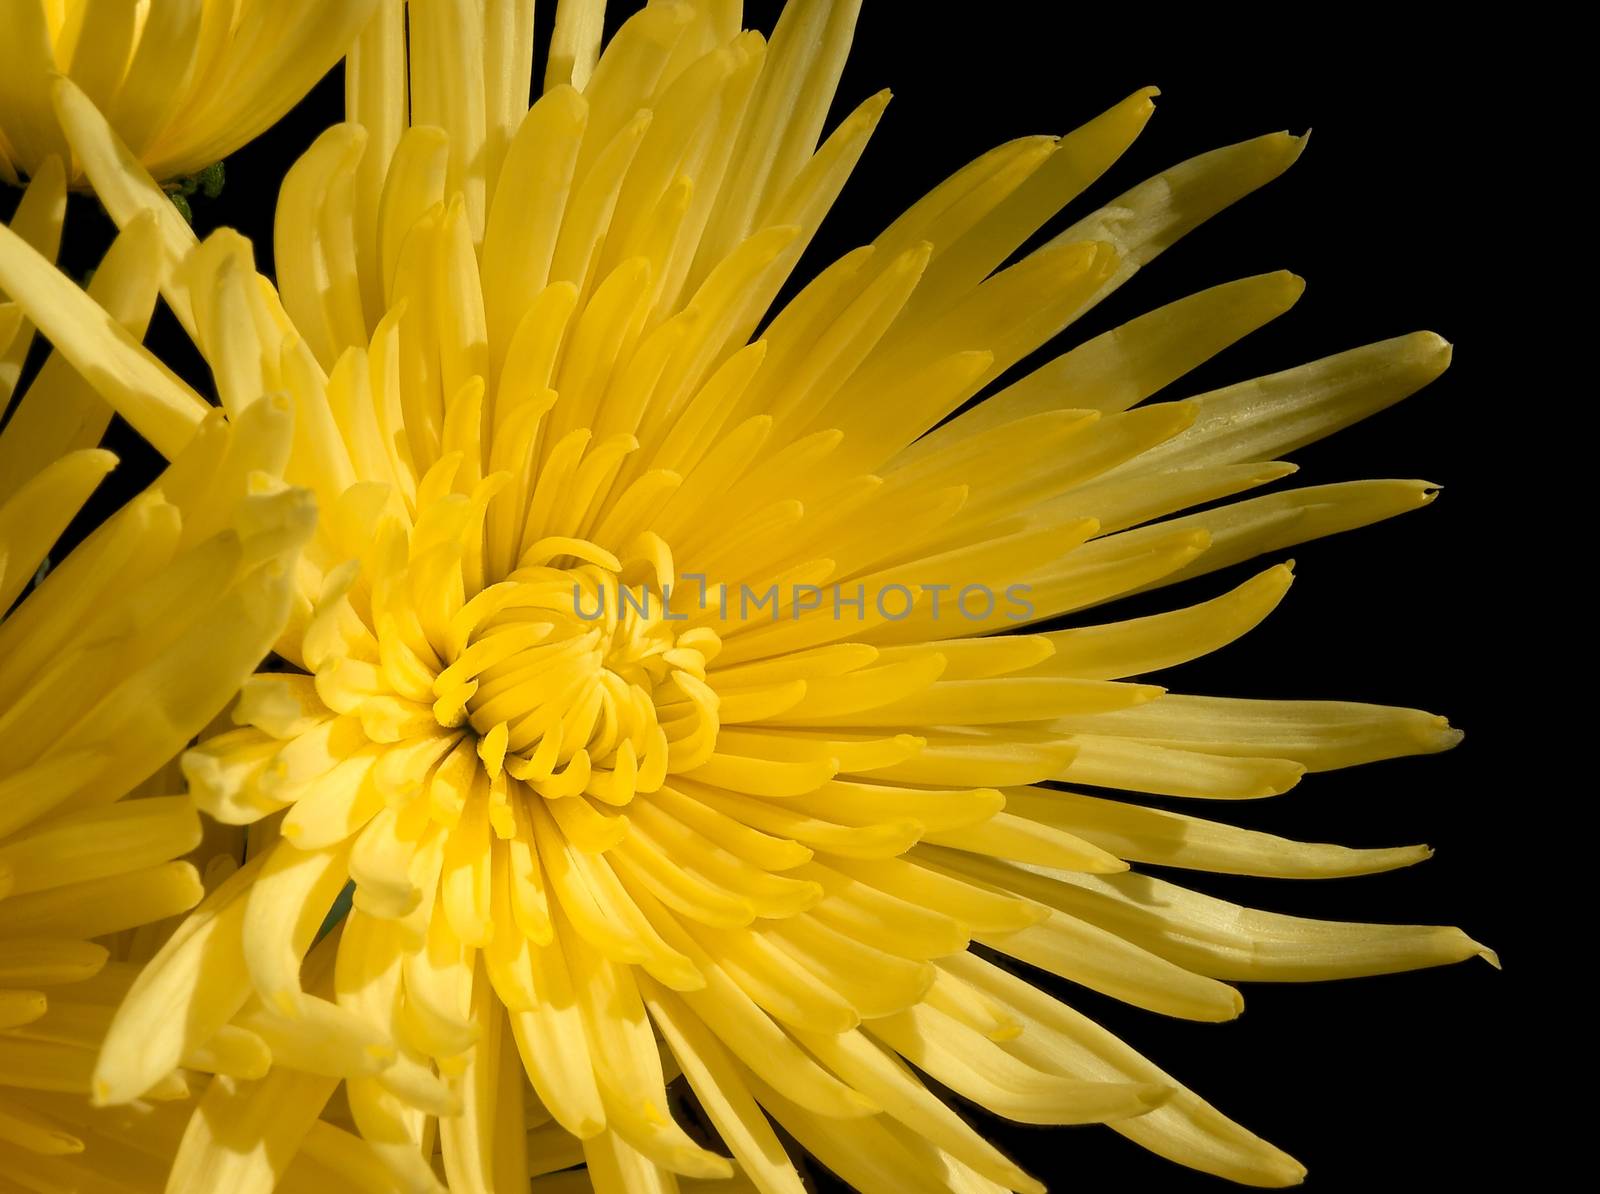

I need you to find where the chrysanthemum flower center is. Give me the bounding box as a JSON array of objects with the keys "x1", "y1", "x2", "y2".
[
  {"x1": 302, "y1": 467, "x2": 722, "y2": 819},
  {"x1": 438, "y1": 557, "x2": 721, "y2": 805}
]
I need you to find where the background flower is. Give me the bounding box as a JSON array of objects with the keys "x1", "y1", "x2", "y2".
[
  {"x1": 0, "y1": 0, "x2": 383, "y2": 186},
  {"x1": 0, "y1": 171, "x2": 319, "y2": 1183}
]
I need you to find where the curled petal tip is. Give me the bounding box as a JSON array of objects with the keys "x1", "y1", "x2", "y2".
[
  {"x1": 1416, "y1": 329, "x2": 1454, "y2": 365},
  {"x1": 1264, "y1": 269, "x2": 1307, "y2": 301},
  {"x1": 1266, "y1": 764, "x2": 1307, "y2": 797}
]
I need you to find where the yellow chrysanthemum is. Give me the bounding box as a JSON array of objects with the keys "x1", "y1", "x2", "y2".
[
  {"x1": 0, "y1": 0, "x2": 382, "y2": 186},
  {"x1": 0, "y1": 175, "x2": 318, "y2": 1174},
  {"x1": 0, "y1": 2, "x2": 1494, "y2": 1191}
]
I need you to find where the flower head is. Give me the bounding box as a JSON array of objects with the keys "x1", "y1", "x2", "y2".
[
  {"x1": 0, "y1": 2, "x2": 1493, "y2": 1190},
  {"x1": 0, "y1": 0, "x2": 382, "y2": 186}
]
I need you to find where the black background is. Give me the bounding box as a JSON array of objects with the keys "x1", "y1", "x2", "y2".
[{"x1": 5, "y1": 4, "x2": 1529, "y2": 1189}]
